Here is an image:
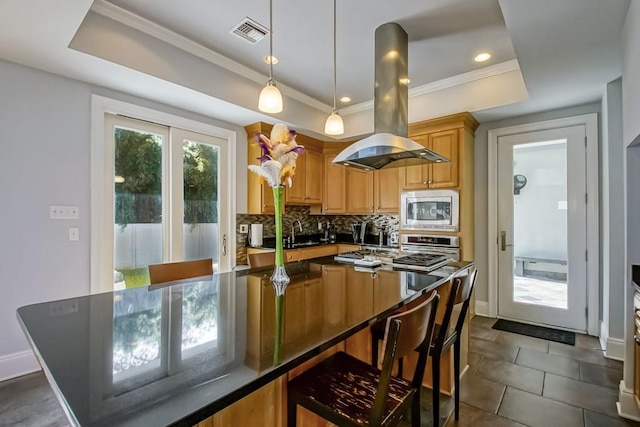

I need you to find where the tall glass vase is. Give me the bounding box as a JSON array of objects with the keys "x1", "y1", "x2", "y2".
[{"x1": 271, "y1": 186, "x2": 289, "y2": 365}]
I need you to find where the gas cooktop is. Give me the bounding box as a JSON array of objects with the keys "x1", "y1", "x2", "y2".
[
  {"x1": 334, "y1": 249, "x2": 451, "y2": 272},
  {"x1": 391, "y1": 253, "x2": 450, "y2": 272}
]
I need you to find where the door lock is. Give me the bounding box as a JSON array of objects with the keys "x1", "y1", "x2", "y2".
[{"x1": 500, "y1": 231, "x2": 513, "y2": 251}]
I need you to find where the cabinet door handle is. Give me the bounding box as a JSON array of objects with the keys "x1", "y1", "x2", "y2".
[
  {"x1": 428, "y1": 180, "x2": 433, "y2": 184},
  {"x1": 635, "y1": 334, "x2": 640, "y2": 344}
]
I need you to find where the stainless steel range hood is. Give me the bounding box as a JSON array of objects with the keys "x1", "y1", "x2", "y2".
[{"x1": 333, "y1": 23, "x2": 449, "y2": 170}]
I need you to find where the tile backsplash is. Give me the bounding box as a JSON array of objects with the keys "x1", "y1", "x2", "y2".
[{"x1": 236, "y1": 206, "x2": 398, "y2": 265}]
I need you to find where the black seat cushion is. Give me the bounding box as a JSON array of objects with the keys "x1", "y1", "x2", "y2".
[{"x1": 288, "y1": 351, "x2": 415, "y2": 425}]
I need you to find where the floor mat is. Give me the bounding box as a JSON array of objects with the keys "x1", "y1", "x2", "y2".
[{"x1": 492, "y1": 319, "x2": 575, "y2": 345}]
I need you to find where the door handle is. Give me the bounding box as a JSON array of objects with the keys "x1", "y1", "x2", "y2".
[
  {"x1": 222, "y1": 234, "x2": 227, "y2": 256},
  {"x1": 500, "y1": 231, "x2": 513, "y2": 251}
]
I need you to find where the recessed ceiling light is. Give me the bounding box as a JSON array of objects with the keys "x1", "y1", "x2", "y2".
[
  {"x1": 474, "y1": 52, "x2": 491, "y2": 62},
  {"x1": 264, "y1": 55, "x2": 278, "y2": 64},
  {"x1": 340, "y1": 96, "x2": 351, "y2": 103}
]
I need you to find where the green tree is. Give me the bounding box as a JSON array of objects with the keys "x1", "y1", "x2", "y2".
[
  {"x1": 114, "y1": 130, "x2": 218, "y2": 227},
  {"x1": 183, "y1": 142, "x2": 218, "y2": 224},
  {"x1": 115, "y1": 128, "x2": 162, "y2": 226}
]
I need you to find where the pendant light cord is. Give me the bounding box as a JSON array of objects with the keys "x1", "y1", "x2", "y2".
[
  {"x1": 332, "y1": 0, "x2": 337, "y2": 111},
  {"x1": 269, "y1": 0, "x2": 274, "y2": 81}
]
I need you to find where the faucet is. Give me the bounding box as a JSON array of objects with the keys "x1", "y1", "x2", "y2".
[{"x1": 291, "y1": 220, "x2": 303, "y2": 244}]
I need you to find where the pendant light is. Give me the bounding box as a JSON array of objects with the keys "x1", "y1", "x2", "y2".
[
  {"x1": 324, "y1": 0, "x2": 344, "y2": 135},
  {"x1": 258, "y1": 0, "x2": 283, "y2": 113}
]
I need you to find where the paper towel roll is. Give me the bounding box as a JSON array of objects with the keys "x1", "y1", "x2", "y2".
[{"x1": 250, "y1": 224, "x2": 263, "y2": 247}]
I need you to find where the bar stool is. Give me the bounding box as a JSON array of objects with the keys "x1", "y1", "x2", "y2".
[
  {"x1": 371, "y1": 269, "x2": 478, "y2": 427},
  {"x1": 287, "y1": 290, "x2": 440, "y2": 427}
]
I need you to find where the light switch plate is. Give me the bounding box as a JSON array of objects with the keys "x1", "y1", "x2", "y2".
[
  {"x1": 50, "y1": 206, "x2": 79, "y2": 219},
  {"x1": 69, "y1": 228, "x2": 79, "y2": 241}
]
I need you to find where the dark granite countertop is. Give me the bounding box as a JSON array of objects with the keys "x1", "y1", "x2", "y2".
[{"x1": 17, "y1": 257, "x2": 473, "y2": 427}]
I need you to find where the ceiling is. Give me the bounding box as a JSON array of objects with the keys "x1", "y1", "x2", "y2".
[{"x1": 0, "y1": 0, "x2": 630, "y2": 139}]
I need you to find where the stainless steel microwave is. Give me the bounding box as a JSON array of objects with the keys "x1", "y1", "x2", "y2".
[{"x1": 400, "y1": 190, "x2": 459, "y2": 231}]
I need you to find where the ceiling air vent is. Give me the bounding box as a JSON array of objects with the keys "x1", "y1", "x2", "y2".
[{"x1": 230, "y1": 18, "x2": 269, "y2": 44}]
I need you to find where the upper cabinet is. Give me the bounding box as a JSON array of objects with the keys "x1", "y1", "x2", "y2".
[
  {"x1": 246, "y1": 122, "x2": 276, "y2": 214},
  {"x1": 345, "y1": 167, "x2": 400, "y2": 214},
  {"x1": 322, "y1": 154, "x2": 347, "y2": 214},
  {"x1": 346, "y1": 168, "x2": 374, "y2": 213},
  {"x1": 374, "y1": 168, "x2": 400, "y2": 213},
  {"x1": 402, "y1": 129, "x2": 459, "y2": 189},
  {"x1": 286, "y1": 149, "x2": 323, "y2": 205}
]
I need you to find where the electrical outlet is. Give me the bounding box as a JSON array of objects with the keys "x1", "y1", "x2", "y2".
[
  {"x1": 49, "y1": 299, "x2": 79, "y2": 317},
  {"x1": 50, "y1": 206, "x2": 79, "y2": 220},
  {"x1": 239, "y1": 224, "x2": 249, "y2": 233}
]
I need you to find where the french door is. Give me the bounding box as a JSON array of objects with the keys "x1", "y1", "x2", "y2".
[
  {"x1": 107, "y1": 114, "x2": 230, "y2": 290},
  {"x1": 497, "y1": 125, "x2": 587, "y2": 331}
]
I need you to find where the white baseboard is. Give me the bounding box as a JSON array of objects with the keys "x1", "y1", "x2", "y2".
[
  {"x1": 599, "y1": 320, "x2": 625, "y2": 361},
  {"x1": 0, "y1": 350, "x2": 40, "y2": 382},
  {"x1": 618, "y1": 380, "x2": 640, "y2": 421},
  {"x1": 605, "y1": 337, "x2": 626, "y2": 361},
  {"x1": 475, "y1": 301, "x2": 490, "y2": 317}
]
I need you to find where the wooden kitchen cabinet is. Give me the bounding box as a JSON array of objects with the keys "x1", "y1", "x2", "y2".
[
  {"x1": 374, "y1": 168, "x2": 400, "y2": 213},
  {"x1": 285, "y1": 148, "x2": 323, "y2": 205},
  {"x1": 322, "y1": 154, "x2": 347, "y2": 214},
  {"x1": 322, "y1": 265, "x2": 346, "y2": 327},
  {"x1": 402, "y1": 129, "x2": 459, "y2": 189},
  {"x1": 345, "y1": 167, "x2": 399, "y2": 214},
  {"x1": 246, "y1": 122, "x2": 277, "y2": 214},
  {"x1": 346, "y1": 167, "x2": 374, "y2": 213}
]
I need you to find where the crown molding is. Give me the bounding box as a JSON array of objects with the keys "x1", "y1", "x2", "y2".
[
  {"x1": 91, "y1": 0, "x2": 333, "y2": 113},
  {"x1": 340, "y1": 59, "x2": 521, "y2": 116}
]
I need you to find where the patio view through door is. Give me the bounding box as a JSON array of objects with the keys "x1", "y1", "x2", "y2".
[
  {"x1": 108, "y1": 114, "x2": 229, "y2": 290},
  {"x1": 497, "y1": 125, "x2": 588, "y2": 332}
]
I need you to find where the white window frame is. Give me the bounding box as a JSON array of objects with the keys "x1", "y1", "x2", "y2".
[{"x1": 91, "y1": 95, "x2": 237, "y2": 294}]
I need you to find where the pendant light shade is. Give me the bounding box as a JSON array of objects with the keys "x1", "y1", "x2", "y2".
[
  {"x1": 325, "y1": 110, "x2": 344, "y2": 135},
  {"x1": 259, "y1": 79, "x2": 283, "y2": 113},
  {"x1": 325, "y1": 0, "x2": 344, "y2": 135},
  {"x1": 258, "y1": 0, "x2": 283, "y2": 113}
]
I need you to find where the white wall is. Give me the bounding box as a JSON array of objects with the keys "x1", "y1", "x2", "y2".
[
  {"x1": 474, "y1": 103, "x2": 601, "y2": 303},
  {"x1": 0, "y1": 58, "x2": 247, "y2": 380},
  {"x1": 601, "y1": 78, "x2": 625, "y2": 344},
  {"x1": 621, "y1": 0, "x2": 640, "y2": 417}
]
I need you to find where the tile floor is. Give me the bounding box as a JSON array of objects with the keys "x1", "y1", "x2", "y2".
[{"x1": 1, "y1": 315, "x2": 639, "y2": 427}]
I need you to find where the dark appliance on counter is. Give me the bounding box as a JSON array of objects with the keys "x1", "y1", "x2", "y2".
[{"x1": 351, "y1": 221, "x2": 368, "y2": 244}]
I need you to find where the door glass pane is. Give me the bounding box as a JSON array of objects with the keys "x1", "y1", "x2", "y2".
[
  {"x1": 182, "y1": 140, "x2": 219, "y2": 268},
  {"x1": 114, "y1": 127, "x2": 164, "y2": 289},
  {"x1": 512, "y1": 140, "x2": 568, "y2": 309}
]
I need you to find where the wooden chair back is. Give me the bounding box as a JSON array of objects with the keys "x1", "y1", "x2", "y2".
[
  {"x1": 248, "y1": 252, "x2": 276, "y2": 268},
  {"x1": 452, "y1": 269, "x2": 478, "y2": 334},
  {"x1": 148, "y1": 258, "x2": 213, "y2": 285},
  {"x1": 372, "y1": 290, "x2": 439, "y2": 424}
]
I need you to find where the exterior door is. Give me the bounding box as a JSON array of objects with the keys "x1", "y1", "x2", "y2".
[{"x1": 497, "y1": 125, "x2": 587, "y2": 331}]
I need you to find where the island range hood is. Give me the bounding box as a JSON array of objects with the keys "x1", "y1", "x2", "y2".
[{"x1": 333, "y1": 23, "x2": 450, "y2": 170}]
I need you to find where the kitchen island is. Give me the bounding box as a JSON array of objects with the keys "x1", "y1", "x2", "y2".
[{"x1": 17, "y1": 257, "x2": 473, "y2": 427}]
